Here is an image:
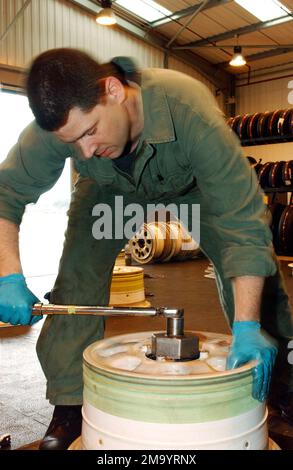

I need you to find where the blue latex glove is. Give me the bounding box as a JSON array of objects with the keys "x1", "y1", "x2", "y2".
[
  {"x1": 226, "y1": 321, "x2": 278, "y2": 402},
  {"x1": 0, "y1": 273, "x2": 42, "y2": 325}
]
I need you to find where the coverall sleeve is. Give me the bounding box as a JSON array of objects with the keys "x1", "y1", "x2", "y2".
[
  {"x1": 0, "y1": 120, "x2": 75, "y2": 225},
  {"x1": 176, "y1": 89, "x2": 276, "y2": 279}
]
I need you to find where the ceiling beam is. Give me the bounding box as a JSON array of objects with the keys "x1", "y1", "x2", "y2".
[
  {"x1": 149, "y1": 0, "x2": 232, "y2": 28},
  {"x1": 218, "y1": 46, "x2": 293, "y2": 67},
  {"x1": 166, "y1": 0, "x2": 210, "y2": 48},
  {"x1": 186, "y1": 44, "x2": 293, "y2": 49},
  {"x1": 69, "y1": 0, "x2": 232, "y2": 91},
  {"x1": 173, "y1": 15, "x2": 293, "y2": 49},
  {"x1": 245, "y1": 47, "x2": 293, "y2": 62}
]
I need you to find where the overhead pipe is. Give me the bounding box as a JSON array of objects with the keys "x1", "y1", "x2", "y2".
[{"x1": 236, "y1": 73, "x2": 293, "y2": 88}]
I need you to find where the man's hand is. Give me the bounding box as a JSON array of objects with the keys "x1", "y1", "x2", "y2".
[
  {"x1": 0, "y1": 273, "x2": 42, "y2": 325},
  {"x1": 226, "y1": 321, "x2": 278, "y2": 402}
]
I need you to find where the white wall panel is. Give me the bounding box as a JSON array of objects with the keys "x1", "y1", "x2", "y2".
[
  {"x1": 242, "y1": 142, "x2": 292, "y2": 164},
  {"x1": 236, "y1": 76, "x2": 293, "y2": 115},
  {"x1": 236, "y1": 75, "x2": 293, "y2": 162}
]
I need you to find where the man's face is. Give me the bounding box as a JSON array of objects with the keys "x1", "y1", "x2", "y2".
[{"x1": 54, "y1": 89, "x2": 132, "y2": 160}]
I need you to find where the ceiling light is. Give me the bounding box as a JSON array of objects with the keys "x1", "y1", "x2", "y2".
[
  {"x1": 115, "y1": 0, "x2": 172, "y2": 23},
  {"x1": 234, "y1": 0, "x2": 291, "y2": 22},
  {"x1": 229, "y1": 46, "x2": 247, "y2": 66},
  {"x1": 96, "y1": 0, "x2": 117, "y2": 26}
]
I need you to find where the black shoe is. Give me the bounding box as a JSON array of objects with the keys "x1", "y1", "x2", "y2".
[{"x1": 39, "y1": 405, "x2": 82, "y2": 450}]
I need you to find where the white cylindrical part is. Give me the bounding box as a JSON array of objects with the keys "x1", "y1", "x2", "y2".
[{"x1": 81, "y1": 401, "x2": 268, "y2": 450}]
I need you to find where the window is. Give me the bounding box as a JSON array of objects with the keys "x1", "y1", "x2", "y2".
[
  {"x1": 115, "y1": 0, "x2": 172, "y2": 22},
  {"x1": 235, "y1": 0, "x2": 291, "y2": 22},
  {"x1": 0, "y1": 89, "x2": 70, "y2": 298}
]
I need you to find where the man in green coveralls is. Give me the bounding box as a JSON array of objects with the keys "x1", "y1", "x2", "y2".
[{"x1": 0, "y1": 49, "x2": 291, "y2": 449}]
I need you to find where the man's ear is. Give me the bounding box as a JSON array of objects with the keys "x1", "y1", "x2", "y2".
[{"x1": 104, "y1": 76, "x2": 127, "y2": 104}]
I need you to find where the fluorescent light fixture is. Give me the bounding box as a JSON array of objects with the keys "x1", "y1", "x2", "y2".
[
  {"x1": 229, "y1": 46, "x2": 247, "y2": 66},
  {"x1": 234, "y1": 0, "x2": 291, "y2": 22},
  {"x1": 115, "y1": 0, "x2": 172, "y2": 22}
]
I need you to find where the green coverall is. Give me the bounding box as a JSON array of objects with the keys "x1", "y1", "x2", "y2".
[{"x1": 0, "y1": 66, "x2": 292, "y2": 404}]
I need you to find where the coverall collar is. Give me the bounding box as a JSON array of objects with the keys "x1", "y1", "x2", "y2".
[{"x1": 140, "y1": 81, "x2": 176, "y2": 145}]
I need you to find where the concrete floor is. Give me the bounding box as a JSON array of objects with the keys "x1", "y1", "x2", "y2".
[{"x1": 0, "y1": 258, "x2": 292, "y2": 450}]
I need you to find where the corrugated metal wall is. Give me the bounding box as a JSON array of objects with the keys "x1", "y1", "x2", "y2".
[
  {"x1": 0, "y1": 0, "x2": 216, "y2": 94},
  {"x1": 236, "y1": 75, "x2": 293, "y2": 162},
  {"x1": 0, "y1": 0, "x2": 163, "y2": 67},
  {"x1": 236, "y1": 75, "x2": 292, "y2": 114}
]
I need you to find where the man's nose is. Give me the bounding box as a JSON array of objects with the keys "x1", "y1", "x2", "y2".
[{"x1": 78, "y1": 140, "x2": 96, "y2": 159}]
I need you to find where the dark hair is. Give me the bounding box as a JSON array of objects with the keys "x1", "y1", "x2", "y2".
[{"x1": 26, "y1": 48, "x2": 139, "y2": 131}]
